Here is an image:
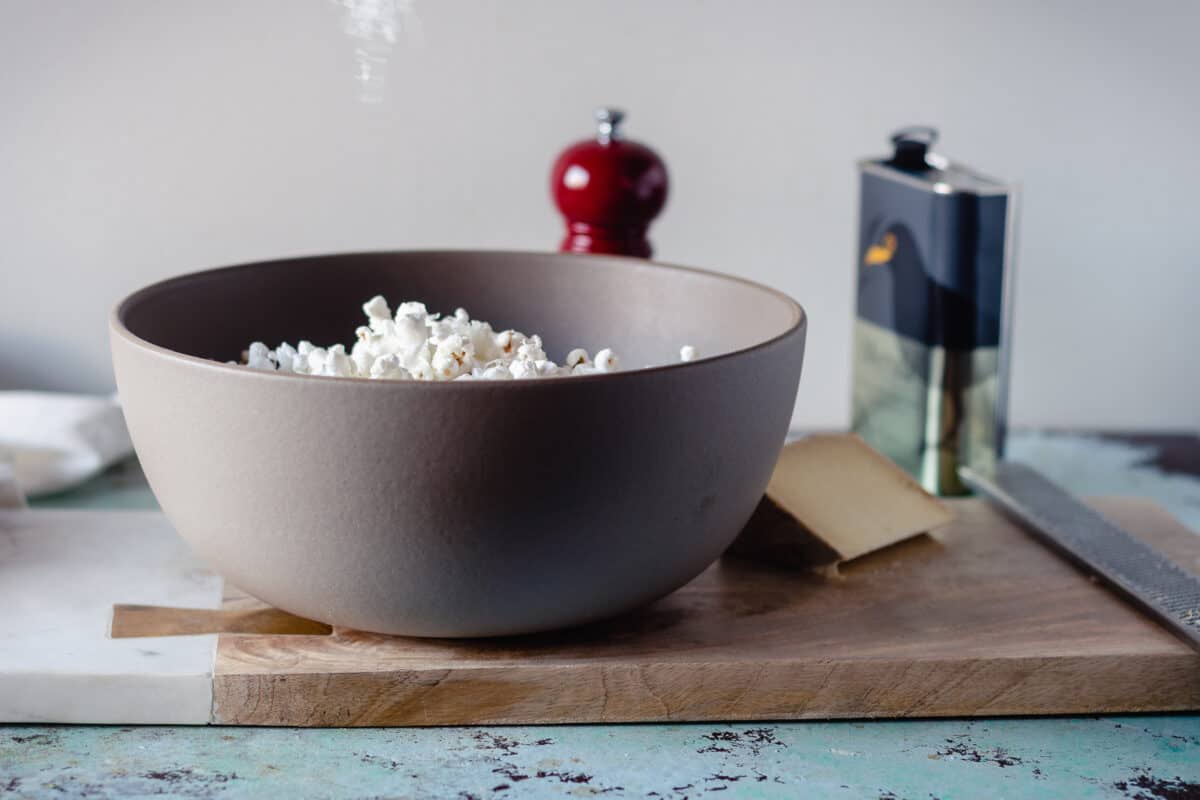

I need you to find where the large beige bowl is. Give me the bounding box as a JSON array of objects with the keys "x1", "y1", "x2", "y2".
[{"x1": 110, "y1": 251, "x2": 806, "y2": 637}]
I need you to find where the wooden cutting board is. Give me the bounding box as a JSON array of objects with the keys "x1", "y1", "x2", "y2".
[{"x1": 202, "y1": 497, "x2": 1200, "y2": 726}]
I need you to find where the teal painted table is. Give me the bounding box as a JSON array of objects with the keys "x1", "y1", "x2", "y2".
[{"x1": 4, "y1": 432, "x2": 1200, "y2": 800}]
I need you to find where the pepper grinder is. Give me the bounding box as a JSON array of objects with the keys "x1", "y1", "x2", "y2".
[{"x1": 550, "y1": 108, "x2": 669, "y2": 258}]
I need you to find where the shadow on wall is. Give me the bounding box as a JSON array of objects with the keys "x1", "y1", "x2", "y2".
[{"x1": 0, "y1": 329, "x2": 113, "y2": 393}]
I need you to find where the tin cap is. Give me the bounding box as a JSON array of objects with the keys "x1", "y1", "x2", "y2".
[
  {"x1": 890, "y1": 126, "x2": 938, "y2": 171},
  {"x1": 866, "y1": 126, "x2": 1010, "y2": 196}
]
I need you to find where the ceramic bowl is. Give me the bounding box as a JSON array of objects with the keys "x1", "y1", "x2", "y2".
[{"x1": 110, "y1": 251, "x2": 806, "y2": 636}]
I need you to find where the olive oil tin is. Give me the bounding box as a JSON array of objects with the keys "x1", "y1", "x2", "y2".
[{"x1": 852, "y1": 127, "x2": 1017, "y2": 496}]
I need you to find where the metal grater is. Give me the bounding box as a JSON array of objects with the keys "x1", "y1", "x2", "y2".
[{"x1": 960, "y1": 462, "x2": 1200, "y2": 654}]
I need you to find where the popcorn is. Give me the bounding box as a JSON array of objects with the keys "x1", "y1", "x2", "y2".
[
  {"x1": 245, "y1": 342, "x2": 274, "y2": 371},
  {"x1": 493, "y1": 330, "x2": 516, "y2": 358},
  {"x1": 233, "y1": 295, "x2": 696, "y2": 381},
  {"x1": 370, "y1": 354, "x2": 411, "y2": 380},
  {"x1": 350, "y1": 341, "x2": 374, "y2": 376},
  {"x1": 325, "y1": 344, "x2": 353, "y2": 378},
  {"x1": 593, "y1": 348, "x2": 620, "y2": 373},
  {"x1": 508, "y1": 359, "x2": 538, "y2": 380},
  {"x1": 395, "y1": 300, "x2": 428, "y2": 319},
  {"x1": 515, "y1": 335, "x2": 546, "y2": 363},
  {"x1": 306, "y1": 347, "x2": 328, "y2": 373},
  {"x1": 274, "y1": 342, "x2": 301, "y2": 373},
  {"x1": 565, "y1": 348, "x2": 590, "y2": 368},
  {"x1": 363, "y1": 295, "x2": 391, "y2": 321},
  {"x1": 431, "y1": 334, "x2": 472, "y2": 380}
]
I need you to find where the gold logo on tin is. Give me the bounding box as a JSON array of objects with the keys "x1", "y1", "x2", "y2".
[{"x1": 864, "y1": 232, "x2": 897, "y2": 266}]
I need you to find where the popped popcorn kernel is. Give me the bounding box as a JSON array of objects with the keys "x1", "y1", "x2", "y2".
[
  {"x1": 324, "y1": 344, "x2": 353, "y2": 377},
  {"x1": 395, "y1": 301, "x2": 429, "y2": 320},
  {"x1": 363, "y1": 295, "x2": 391, "y2": 321},
  {"x1": 509, "y1": 359, "x2": 538, "y2": 380},
  {"x1": 274, "y1": 342, "x2": 300, "y2": 373},
  {"x1": 494, "y1": 330, "x2": 516, "y2": 356},
  {"x1": 431, "y1": 334, "x2": 472, "y2": 380},
  {"x1": 594, "y1": 348, "x2": 620, "y2": 373},
  {"x1": 370, "y1": 354, "x2": 410, "y2": 380},
  {"x1": 350, "y1": 341, "x2": 374, "y2": 375},
  {"x1": 306, "y1": 347, "x2": 328, "y2": 373},
  {"x1": 233, "y1": 297, "x2": 695, "y2": 381},
  {"x1": 565, "y1": 348, "x2": 590, "y2": 368},
  {"x1": 516, "y1": 335, "x2": 546, "y2": 363},
  {"x1": 246, "y1": 342, "x2": 275, "y2": 371}
]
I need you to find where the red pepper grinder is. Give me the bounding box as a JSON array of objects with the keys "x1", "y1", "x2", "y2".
[{"x1": 550, "y1": 108, "x2": 669, "y2": 258}]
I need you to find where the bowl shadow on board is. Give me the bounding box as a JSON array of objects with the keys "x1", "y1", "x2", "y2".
[
  {"x1": 330, "y1": 557, "x2": 809, "y2": 654},
  {"x1": 398, "y1": 532, "x2": 947, "y2": 656},
  {"x1": 335, "y1": 572, "x2": 803, "y2": 658}
]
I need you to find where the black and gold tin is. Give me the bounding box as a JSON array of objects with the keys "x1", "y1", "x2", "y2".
[{"x1": 852, "y1": 127, "x2": 1017, "y2": 496}]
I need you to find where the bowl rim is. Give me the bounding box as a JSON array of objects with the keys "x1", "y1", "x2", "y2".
[{"x1": 110, "y1": 249, "x2": 807, "y2": 388}]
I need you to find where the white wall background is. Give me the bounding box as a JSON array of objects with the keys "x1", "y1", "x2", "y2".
[{"x1": 2, "y1": 0, "x2": 1197, "y2": 430}]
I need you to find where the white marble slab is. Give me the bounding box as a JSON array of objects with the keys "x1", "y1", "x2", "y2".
[{"x1": 0, "y1": 508, "x2": 222, "y2": 723}]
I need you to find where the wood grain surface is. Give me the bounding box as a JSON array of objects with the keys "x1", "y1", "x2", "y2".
[
  {"x1": 110, "y1": 604, "x2": 332, "y2": 638},
  {"x1": 211, "y1": 498, "x2": 1200, "y2": 726}
]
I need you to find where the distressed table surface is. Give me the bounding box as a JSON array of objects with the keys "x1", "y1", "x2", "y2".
[{"x1": 3, "y1": 431, "x2": 1200, "y2": 799}]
